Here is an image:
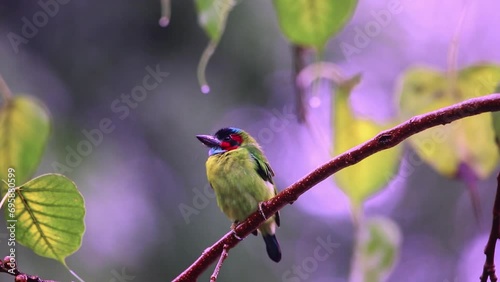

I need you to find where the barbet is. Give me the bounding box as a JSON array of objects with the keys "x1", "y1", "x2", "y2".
[{"x1": 196, "y1": 127, "x2": 281, "y2": 262}]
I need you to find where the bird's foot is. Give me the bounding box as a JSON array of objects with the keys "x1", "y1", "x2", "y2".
[
  {"x1": 258, "y1": 202, "x2": 267, "y2": 220},
  {"x1": 231, "y1": 229, "x2": 243, "y2": 241},
  {"x1": 230, "y1": 221, "x2": 239, "y2": 230}
]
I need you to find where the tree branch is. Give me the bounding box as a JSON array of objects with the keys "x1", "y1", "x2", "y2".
[
  {"x1": 173, "y1": 93, "x2": 500, "y2": 282},
  {"x1": 480, "y1": 172, "x2": 500, "y2": 282},
  {"x1": 293, "y1": 45, "x2": 308, "y2": 123},
  {"x1": 0, "y1": 256, "x2": 57, "y2": 282},
  {"x1": 210, "y1": 244, "x2": 229, "y2": 282}
]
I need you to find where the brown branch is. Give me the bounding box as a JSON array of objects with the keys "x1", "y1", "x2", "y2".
[
  {"x1": 173, "y1": 93, "x2": 500, "y2": 282},
  {"x1": 0, "y1": 256, "x2": 57, "y2": 282},
  {"x1": 480, "y1": 172, "x2": 500, "y2": 282},
  {"x1": 293, "y1": 45, "x2": 308, "y2": 123},
  {"x1": 210, "y1": 244, "x2": 229, "y2": 282}
]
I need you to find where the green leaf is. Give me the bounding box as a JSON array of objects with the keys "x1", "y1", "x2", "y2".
[
  {"x1": 6, "y1": 174, "x2": 85, "y2": 265},
  {"x1": 195, "y1": 0, "x2": 235, "y2": 41},
  {"x1": 273, "y1": 0, "x2": 358, "y2": 50},
  {"x1": 0, "y1": 95, "x2": 50, "y2": 184},
  {"x1": 398, "y1": 64, "x2": 500, "y2": 179},
  {"x1": 351, "y1": 217, "x2": 401, "y2": 282},
  {"x1": 333, "y1": 75, "x2": 401, "y2": 204},
  {"x1": 195, "y1": 0, "x2": 237, "y2": 92}
]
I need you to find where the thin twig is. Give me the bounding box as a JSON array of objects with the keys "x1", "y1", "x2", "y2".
[
  {"x1": 0, "y1": 74, "x2": 13, "y2": 101},
  {"x1": 173, "y1": 93, "x2": 500, "y2": 282},
  {"x1": 210, "y1": 244, "x2": 229, "y2": 282},
  {"x1": 480, "y1": 172, "x2": 500, "y2": 282}
]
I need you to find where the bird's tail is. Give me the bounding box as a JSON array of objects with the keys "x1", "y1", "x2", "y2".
[{"x1": 263, "y1": 234, "x2": 281, "y2": 262}]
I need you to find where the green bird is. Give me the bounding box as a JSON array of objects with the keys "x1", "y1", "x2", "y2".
[{"x1": 196, "y1": 127, "x2": 281, "y2": 262}]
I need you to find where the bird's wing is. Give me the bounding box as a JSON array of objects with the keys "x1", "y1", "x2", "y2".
[
  {"x1": 250, "y1": 152, "x2": 275, "y2": 184},
  {"x1": 250, "y1": 151, "x2": 280, "y2": 227}
]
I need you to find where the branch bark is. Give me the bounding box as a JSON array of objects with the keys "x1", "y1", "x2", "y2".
[
  {"x1": 173, "y1": 93, "x2": 500, "y2": 282},
  {"x1": 480, "y1": 172, "x2": 500, "y2": 282},
  {"x1": 293, "y1": 45, "x2": 308, "y2": 123},
  {"x1": 0, "y1": 256, "x2": 57, "y2": 282}
]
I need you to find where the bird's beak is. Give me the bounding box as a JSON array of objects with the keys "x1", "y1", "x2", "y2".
[{"x1": 196, "y1": 135, "x2": 221, "y2": 148}]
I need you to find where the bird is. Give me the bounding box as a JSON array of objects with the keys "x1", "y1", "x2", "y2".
[{"x1": 196, "y1": 127, "x2": 281, "y2": 262}]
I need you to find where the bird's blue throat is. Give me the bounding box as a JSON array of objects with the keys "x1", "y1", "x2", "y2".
[{"x1": 208, "y1": 147, "x2": 227, "y2": 156}]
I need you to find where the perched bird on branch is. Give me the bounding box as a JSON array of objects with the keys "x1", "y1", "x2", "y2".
[{"x1": 196, "y1": 127, "x2": 281, "y2": 262}]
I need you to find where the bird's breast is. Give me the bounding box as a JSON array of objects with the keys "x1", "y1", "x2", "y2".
[{"x1": 206, "y1": 150, "x2": 274, "y2": 221}]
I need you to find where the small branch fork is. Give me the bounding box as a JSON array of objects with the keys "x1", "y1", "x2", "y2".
[
  {"x1": 210, "y1": 244, "x2": 229, "y2": 282},
  {"x1": 173, "y1": 93, "x2": 500, "y2": 282},
  {"x1": 480, "y1": 172, "x2": 500, "y2": 282},
  {"x1": 0, "y1": 256, "x2": 57, "y2": 282}
]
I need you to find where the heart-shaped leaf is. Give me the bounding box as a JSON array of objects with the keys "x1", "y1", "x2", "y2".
[
  {"x1": 273, "y1": 0, "x2": 358, "y2": 50},
  {"x1": 333, "y1": 75, "x2": 401, "y2": 204},
  {"x1": 4, "y1": 173, "x2": 85, "y2": 265}
]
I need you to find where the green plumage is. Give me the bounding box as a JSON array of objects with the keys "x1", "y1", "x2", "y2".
[{"x1": 197, "y1": 127, "x2": 281, "y2": 262}]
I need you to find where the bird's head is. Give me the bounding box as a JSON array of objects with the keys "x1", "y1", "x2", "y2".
[{"x1": 196, "y1": 127, "x2": 253, "y2": 156}]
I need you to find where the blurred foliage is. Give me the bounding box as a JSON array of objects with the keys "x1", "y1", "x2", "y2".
[
  {"x1": 0, "y1": 92, "x2": 85, "y2": 280},
  {"x1": 0, "y1": 96, "x2": 50, "y2": 184},
  {"x1": 195, "y1": 0, "x2": 236, "y2": 92},
  {"x1": 332, "y1": 75, "x2": 401, "y2": 205},
  {"x1": 351, "y1": 217, "x2": 401, "y2": 282},
  {"x1": 273, "y1": 0, "x2": 358, "y2": 50},
  {"x1": 398, "y1": 64, "x2": 500, "y2": 179}
]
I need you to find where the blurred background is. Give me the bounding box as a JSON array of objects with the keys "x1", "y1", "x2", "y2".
[{"x1": 1, "y1": 0, "x2": 500, "y2": 281}]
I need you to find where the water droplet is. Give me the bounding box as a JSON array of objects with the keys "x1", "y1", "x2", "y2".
[
  {"x1": 159, "y1": 17, "x2": 170, "y2": 27},
  {"x1": 309, "y1": 96, "x2": 321, "y2": 108},
  {"x1": 201, "y1": 85, "x2": 210, "y2": 94}
]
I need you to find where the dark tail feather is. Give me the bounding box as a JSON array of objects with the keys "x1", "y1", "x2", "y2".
[{"x1": 263, "y1": 234, "x2": 281, "y2": 262}]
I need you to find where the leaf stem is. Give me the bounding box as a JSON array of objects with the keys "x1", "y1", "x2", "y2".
[
  {"x1": 0, "y1": 187, "x2": 12, "y2": 210},
  {"x1": 480, "y1": 171, "x2": 500, "y2": 282},
  {"x1": 159, "y1": 0, "x2": 171, "y2": 27},
  {"x1": 0, "y1": 74, "x2": 13, "y2": 101}
]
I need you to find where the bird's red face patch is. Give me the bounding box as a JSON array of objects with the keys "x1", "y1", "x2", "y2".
[{"x1": 220, "y1": 134, "x2": 243, "y2": 151}]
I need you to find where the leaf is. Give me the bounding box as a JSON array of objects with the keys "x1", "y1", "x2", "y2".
[
  {"x1": 398, "y1": 64, "x2": 500, "y2": 179},
  {"x1": 0, "y1": 95, "x2": 50, "y2": 184},
  {"x1": 350, "y1": 217, "x2": 402, "y2": 282},
  {"x1": 195, "y1": 0, "x2": 237, "y2": 93},
  {"x1": 273, "y1": 0, "x2": 358, "y2": 50},
  {"x1": 6, "y1": 174, "x2": 85, "y2": 265},
  {"x1": 195, "y1": 0, "x2": 235, "y2": 41},
  {"x1": 333, "y1": 75, "x2": 401, "y2": 204}
]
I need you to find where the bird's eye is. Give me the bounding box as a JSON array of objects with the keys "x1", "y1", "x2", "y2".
[{"x1": 223, "y1": 136, "x2": 232, "y2": 141}]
